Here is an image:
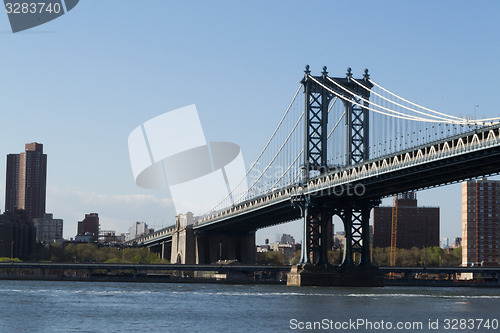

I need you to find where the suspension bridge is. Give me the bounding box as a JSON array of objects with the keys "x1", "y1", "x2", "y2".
[{"x1": 125, "y1": 66, "x2": 500, "y2": 286}]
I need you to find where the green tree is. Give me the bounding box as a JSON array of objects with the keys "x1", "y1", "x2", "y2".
[
  {"x1": 104, "y1": 257, "x2": 121, "y2": 264},
  {"x1": 290, "y1": 250, "x2": 301, "y2": 265},
  {"x1": 73, "y1": 243, "x2": 99, "y2": 262},
  {"x1": 447, "y1": 247, "x2": 462, "y2": 267},
  {"x1": 427, "y1": 246, "x2": 445, "y2": 266},
  {"x1": 372, "y1": 247, "x2": 390, "y2": 266},
  {"x1": 370, "y1": 246, "x2": 462, "y2": 267},
  {"x1": 0, "y1": 257, "x2": 22, "y2": 262},
  {"x1": 257, "y1": 251, "x2": 286, "y2": 265},
  {"x1": 327, "y1": 249, "x2": 343, "y2": 265}
]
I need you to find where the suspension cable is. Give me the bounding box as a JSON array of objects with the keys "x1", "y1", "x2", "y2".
[
  {"x1": 234, "y1": 110, "x2": 305, "y2": 204},
  {"x1": 370, "y1": 79, "x2": 500, "y2": 124},
  {"x1": 328, "y1": 111, "x2": 345, "y2": 140},
  {"x1": 312, "y1": 76, "x2": 491, "y2": 124},
  {"x1": 328, "y1": 96, "x2": 338, "y2": 113},
  {"x1": 291, "y1": 168, "x2": 302, "y2": 184},
  {"x1": 265, "y1": 149, "x2": 303, "y2": 194},
  {"x1": 202, "y1": 84, "x2": 302, "y2": 214},
  {"x1": 325, "y1": 76, "x2": 454, "y2": 123},
  {"x1": 369, "y1": 79, "x2": 465, "y2": 121},
  {"x1": 350, "y1": 77, "x2": 464, "y2": 121},
  {"x1": 315, "y1": 76, "x2": 437, "y2": 122}
]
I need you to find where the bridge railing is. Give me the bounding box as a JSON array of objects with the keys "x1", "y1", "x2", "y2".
[
  {"x1": 307, "y1": 126, "x2": 500, "y2": 194},
  {"x1": 196, "y1": 185, "x2": 302, "y2": 225},
  {"x1": 124, "y1": 224, "x2": 176, "y2": 246}
]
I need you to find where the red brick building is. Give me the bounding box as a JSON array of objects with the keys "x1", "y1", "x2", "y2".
[
  {"x1": 373, "y1": 192, "x2": 439, "y2": 249},
  {"x1": 462, "y1": 179, "x2": 500, "y2": 267},
  {"x1": 77, "y1": 213, "x2": 100, "y2": 242},
  {"x1": 5, "y1": 143, "x2": 47, "y2": 221}
]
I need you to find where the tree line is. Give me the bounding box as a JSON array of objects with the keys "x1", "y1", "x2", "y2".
[
  {"x1": 257, "y1": 246, "x2": 462, "y2": 267},
  {"x1": 21, "y1": 243, "x2": 169, "y2": 264},
  {"x1": 3, "y1": 243, "x2": 462, "y2": 267}
]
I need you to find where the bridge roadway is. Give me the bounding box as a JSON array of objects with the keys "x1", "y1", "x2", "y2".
[{"x1": 128, "y1": 124, "x2": 500, "y2": 247}]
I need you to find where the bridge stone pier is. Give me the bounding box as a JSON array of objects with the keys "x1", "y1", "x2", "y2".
[
  {"x1": 170, "y1": 213, "x2": 196, "y2": 264},
  {"x1": 169, "y1": 212, "x2": 255, "y2": 265}
]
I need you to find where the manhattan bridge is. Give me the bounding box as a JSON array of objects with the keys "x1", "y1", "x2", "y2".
[{"x1": 128, "y1": 66, "x2": 500, "y2": 286}]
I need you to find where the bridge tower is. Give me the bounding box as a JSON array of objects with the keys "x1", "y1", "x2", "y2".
[{"x1": 289, "y1": 66, "x2": 382, "y2": 286}]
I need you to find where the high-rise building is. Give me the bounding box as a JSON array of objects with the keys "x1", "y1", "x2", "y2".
[
  {"x1": 373, "y1": 192, "x2": 439, "y2": 249},
  {"x1": 125, "y1": 221, "x2": 153, "y2": 241},
  {"x1": 33, "y1": 213, "x2": 63, "y2": 245},
  {"x1": 280, "y1": 234, "x2": 295, "y2": 245},
  {"x1": 462, "y1": 179, "x2": 500, "y2": 267},
  {"x1": 77, "y1": 213, "x2": 99, "y2": 242},
  {"x1": 5, "y1": 143, "x2": 47, "y2": 221}
]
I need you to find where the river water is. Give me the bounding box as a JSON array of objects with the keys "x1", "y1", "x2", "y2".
[{"x1": 0, "y1": 280, "x2": 498, "y2": 332}]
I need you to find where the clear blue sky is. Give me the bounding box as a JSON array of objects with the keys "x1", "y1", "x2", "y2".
[{"x1": 1, "y1": 1, "x2": 499, "y2": 243}]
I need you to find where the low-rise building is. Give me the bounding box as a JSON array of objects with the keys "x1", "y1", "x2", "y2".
[
  {"x1": 77, "y1": 213, "x2": 99, "y2": 243},
  {"x1": 0, "y1": 210, "x2": 35, "y2": 259}
]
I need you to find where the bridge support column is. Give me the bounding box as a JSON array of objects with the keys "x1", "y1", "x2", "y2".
[
  {"x1": 300, "y1": 205, "x2": 332, "y2": 266},
  {"x1": 360, "y1": 204, "x2": 372, "y2": 266},
  {"x1": 338, "y1": 201, "x2": 377, "y2": 267},
  {"x1": 288, "y1": 199, "x2": 382, "y2": 287},
  {"x1": 340, "y1": 208, "x2": 354, "y2": 266}
]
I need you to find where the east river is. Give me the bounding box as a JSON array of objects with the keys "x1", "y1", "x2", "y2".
[{"x1": 0, "y1": 280, "x2": 498, "y2": 332}]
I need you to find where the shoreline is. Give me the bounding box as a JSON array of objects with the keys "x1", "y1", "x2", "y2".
[
  {"x1": 0, "y1": 274, "x2": 284, "y2": 285},
  {"x1": 1, "y1": 262, "x2": 499, "y2": 287},
  {"x1": 1, "y1": 275, "x2": 499, "y2": 288}
]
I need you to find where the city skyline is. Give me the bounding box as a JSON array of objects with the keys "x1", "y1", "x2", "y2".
[{"x1": 1, "y1": 1, "x2": 500, "y2": 242}]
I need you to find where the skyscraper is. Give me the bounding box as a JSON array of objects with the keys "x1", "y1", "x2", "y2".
[
  {"x1": 5, "y1": 143, "x2": 47, "y2": 221},
  {"x1": 462, "y1": 179, "x2": 500, "y2": 267}
]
